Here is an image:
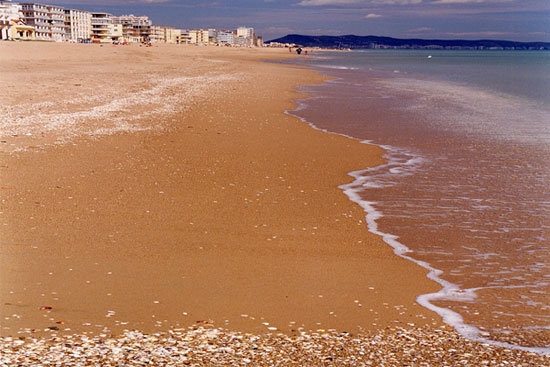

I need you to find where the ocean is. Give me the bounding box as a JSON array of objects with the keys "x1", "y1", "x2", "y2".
[{"x1": 285, "y1": 50, "x2": 550, "y2": 353}]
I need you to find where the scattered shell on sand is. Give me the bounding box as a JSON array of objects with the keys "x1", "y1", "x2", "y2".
[{"x1": 1, "y1": 326, "x2": 547, "y2": 366}]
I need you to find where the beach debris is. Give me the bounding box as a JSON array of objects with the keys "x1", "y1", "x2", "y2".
[
  {"x1": 39, "y1": 306, "x2": 52, "y2": 311},
  {"x1": 0, "y1": 326, "x2": 547, "y2": 366},
  {"x1": 195, "y1": 320, "x2": 213, "y2": 325},
  {"x1": 105, "y1": 310, "x2": 116, "y2": 318}
]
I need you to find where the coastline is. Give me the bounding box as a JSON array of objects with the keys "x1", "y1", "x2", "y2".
[
  {"x1": 1, "y1": 42, "x2": 547, "y2": 364},
  {"x1": 288, "y1": 50, "x2": 550, "y2": 353},
  {"x1": 0, "y1": 41, "x2": 439, "y2": 336}
]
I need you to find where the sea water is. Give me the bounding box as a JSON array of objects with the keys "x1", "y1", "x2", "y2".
[{"x1": 286, "y1": 50, "x2": 550, "y2": 353}]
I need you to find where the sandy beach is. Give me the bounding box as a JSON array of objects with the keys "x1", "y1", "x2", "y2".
[{"x1": 1, "y1": 42, "x2": 547, "y2": 365}]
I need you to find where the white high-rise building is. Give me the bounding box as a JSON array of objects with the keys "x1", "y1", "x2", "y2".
[
  {"x1": 236, "y1": 26, "x2": 253, "y2": 39},
  {"x1": 236, "y1": 26, "x2": 255, "y2": 47},
  {"x1": 20, "y1": 2, "x2": 64, "y2": 41},
  {"x1": 217, "y1": 30, "x2": 235, "y2": 46},
  {"x1": 64, "y1": 8, "x2": 91, "y2": 42}
]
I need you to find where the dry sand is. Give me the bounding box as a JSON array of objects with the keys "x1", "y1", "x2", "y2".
[
  {"x1": 1, "y1": 42, "x2": 547, "y2": 365},
  {"x1": 0, "y1": 41, "x2": 439, "y2": 336}
]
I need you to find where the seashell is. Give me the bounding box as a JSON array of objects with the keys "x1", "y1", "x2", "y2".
[{"x1": 0, "y1": 324, "x2": 546, "y2": 365}]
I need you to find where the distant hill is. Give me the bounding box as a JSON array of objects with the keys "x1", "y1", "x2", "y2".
[{"x1": 266, "y1": 34, "x2": 550, "y2": 50}]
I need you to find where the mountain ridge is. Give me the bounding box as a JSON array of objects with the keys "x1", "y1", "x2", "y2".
[{"x1": 266, "y1": 34, "x2": 550, "y2": 50}]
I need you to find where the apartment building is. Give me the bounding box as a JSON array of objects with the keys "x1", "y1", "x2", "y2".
[
  {"x1": 163, "y1": 26, "x2": 181, "y2": 44},
  {"x1": 111, "y1": 22, "x2": 123, "y2": 42},
  {"x1": 0, "y1": 0, "x2": 34, "y2": 40},
  {"x1": 178, "y1": 29, "x2": 191, "y2": 44},
  {"x1": 189, "y1": 29, "x2": 210, "y2": 45},
  {"x1": 111, "y1": 14, "x2": 152, "y2": 43},
  {"x1": 91, "y1": 12, "x2": 122, "y2": 43},
  {"x1": 217, "y1": 30, "x2": 235, "y2": 46},
  {"x1": 237, "y1": 26, "x2": 254, "y2": 39},
  {"x1": 20, "y1": 2, "x2": 64, "y2": 41},
  {"x1": 187, "y1": 27, "x2": 257, "y2": 47},
  {"x1": 4, "y1": 3, "x2": 262, "y2": 46},
  {"x1": 91, "y1": 12, "x2": 110, "y2": 42},
  {"x1": 149, "y1": 25, "x2": 163, "y2": 43},
  {"x1": 236, "y1": 26, "x2": 255, "y2": 47},
  {"x1": 64, "y1": 8, "x2": 91, "y2": 42}
]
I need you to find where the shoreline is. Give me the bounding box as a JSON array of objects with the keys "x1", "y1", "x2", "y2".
[
  {"x1": 288, "y1": 85, "x2": 550, "y2": 355},
  {"x1": 1, "y1": 42, "x2": 547, "y2": 363},
  {"x1": 287, "y1": 51, "x2": 550, "y2": 353},
  {"x1": 0, "y1": 41, "x2": 439, "y2": 337}
]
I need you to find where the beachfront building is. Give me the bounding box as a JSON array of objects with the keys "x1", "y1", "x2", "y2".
[
  {"x1": 178, "y1": 29, "x2": 191, "y2": 44},
  {"x1": 91, "y1": 12, "x2": 111, "y2": 43},
  {"x1": 91, "y1": 12, "x2": 122, "y2": 43},
  {"x1": 207, "y1": 28, "x2": 219, "y2": 44},
  {"x1": 0, "y1": 0, "x2": 34, "y2": 40},
  {"x1": 235, "y1": 26, "x2": 255, "y2": 47},
  {"x1": 20, "y1": 2, "x2": 65, "y2": 41},
  {"x1": 217, "y1": 30, "x2": 235, "y2": 46},
  {"x1": 162, "y1": 26, "x2": 181, "y2": 44},
  {"x1": 111, "y1": 22, "x2": 123, "y2": 42},
  {"x1": 0, "y1": 0, "x2": 19, "y2": 40},
  {"x1": 64, "y1": 8, "x2": 91, "y2": 42},
  {"x1": 189, "y1": 29, "x2": 210, "y2": 45},
  {"x1": 149, "y1": 25, "x2": 163, "y2": 43},
  {"x1": 111, "y1": 14, "x2": 154, "y2": 43}
]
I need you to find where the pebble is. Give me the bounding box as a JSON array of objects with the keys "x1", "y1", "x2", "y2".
[{"x1": 0, "y1": 326, "x2": 547, "y2": 366}]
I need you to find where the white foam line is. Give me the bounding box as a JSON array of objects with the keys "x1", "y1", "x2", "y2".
[
  {"x1": 341, "y1": 151, "x2": 550, "y2": 355},
  {"x1": 287, "y1": 93, "x2": 550, "y2": 355}
]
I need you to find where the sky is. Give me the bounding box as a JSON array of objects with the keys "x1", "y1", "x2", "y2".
[{"x1": 38, "y1": 0, "x2": 549, "y2": 42}]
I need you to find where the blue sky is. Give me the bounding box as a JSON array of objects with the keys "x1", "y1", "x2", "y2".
[{"x1": 45, "y1": 0, "x2": 549, "y2": 42}]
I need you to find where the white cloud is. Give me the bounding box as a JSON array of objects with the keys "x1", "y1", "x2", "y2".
[
  {"x1": 407, "y1": 27, "x2": 433, "y2": 33},
  {"x1": 443, "y1": 31, "x2": 515, "y2": 37},
  {"x1": 432, "y1": 0, "x2": 511, "y2": 4},
  {"x1": 297, "y1": 0, "x2": 362, "y2": 6},
  {"x1": 297, "y1": 0, "x2": 422, "y2": 4},
  {"x1": 370, "y1": 0, "x2": 423, "y2": 4},
  {"x1": 365, "y1": 13, "x2": 382, "y2": 18}
]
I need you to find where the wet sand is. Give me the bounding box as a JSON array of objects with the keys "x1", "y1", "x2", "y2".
[
  {"x1": 290, "y1": 56, "x2": 550, "y2": 350},
  {"x1": 1, "y1": 42, "x2": 547, "y2": 365}
]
